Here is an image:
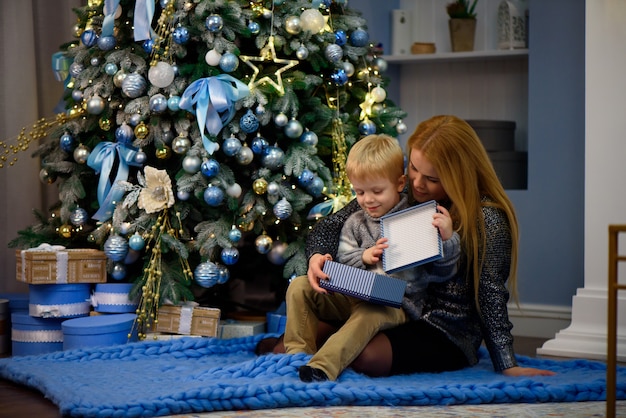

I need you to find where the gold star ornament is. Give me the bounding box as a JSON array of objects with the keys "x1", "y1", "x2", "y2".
[{"x1": 240, "y1": 36, "x2": 299, "y2": 95}]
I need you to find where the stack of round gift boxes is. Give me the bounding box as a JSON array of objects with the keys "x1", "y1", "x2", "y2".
[{"x1": 11, "y1": 248, "x2": 139, "y2": 356}]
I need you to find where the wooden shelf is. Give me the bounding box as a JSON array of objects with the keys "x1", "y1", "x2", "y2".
[{"x1": 382, "y1": 49, "x2": 528, "y2": 64}]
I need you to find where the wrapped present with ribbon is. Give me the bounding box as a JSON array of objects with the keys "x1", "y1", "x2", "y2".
[
  {"x1": 91, "y1": 283, "x2": 139, "y2": 313},
  {"x1": 16, "y1": 244, "x2": 107, "y2": 284},
  {"x1": 156, "y1": 302, "x2": 220, "y2": 337},
  {"x1": 28, "y1": 283, "x2": 92, "y2": 319}
]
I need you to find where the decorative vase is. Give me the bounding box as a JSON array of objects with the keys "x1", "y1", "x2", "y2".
[{"x1": 448, "y1": 18, "x2": 477, "y2": 52}]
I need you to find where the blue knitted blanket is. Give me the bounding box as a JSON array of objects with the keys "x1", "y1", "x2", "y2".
[{"x1": 0, "y1": 334, "x2": 624, "y2": 418}]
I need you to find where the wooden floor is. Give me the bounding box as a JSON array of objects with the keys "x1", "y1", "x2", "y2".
[{"x1": 0, "y1": 336, "x2": 590, "y2": 418}]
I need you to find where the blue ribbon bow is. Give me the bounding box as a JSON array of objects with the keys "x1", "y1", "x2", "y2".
[
  {"x1": 102, "y1": 0, "x2": 121, "y2": 38},
  {"x1": 179, "y1": 74, "x2": 250, "y2": 155},
  {"x1": 87, "y1": 142, "x2": 141, "y2": 221},
  {"x1": 134, "y1": 0, "x2": 156, "y2": 41}
]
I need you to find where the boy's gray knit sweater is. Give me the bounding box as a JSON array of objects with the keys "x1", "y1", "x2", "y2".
[{"x1": 336, "y1": 194, "x2": 461, "y2": 319}]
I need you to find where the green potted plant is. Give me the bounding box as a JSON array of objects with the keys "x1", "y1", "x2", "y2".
[{"x1": 447, "y1": 0, "x2": 478, "y2": 52}]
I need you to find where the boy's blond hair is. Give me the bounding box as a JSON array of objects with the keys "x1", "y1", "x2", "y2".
[{"x1": 346, "y1": 134, "x2": 405, "y2": 183}]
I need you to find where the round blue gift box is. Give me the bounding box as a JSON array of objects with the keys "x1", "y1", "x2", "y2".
[
  {"x1": 92, "y1": 283, "x2": 138, "y2": 313},
  {"x1": 29, "y1": 283, "x2": 91, "y2": 318},
  {"x1": 62, "y1": 313, "x2": 137, "y2": 350},
  {"x1": 11, "y1": 312, "x2": 65, "y2": 356}
]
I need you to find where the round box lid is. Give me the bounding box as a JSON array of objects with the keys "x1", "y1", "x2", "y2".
[
  {"x1": 62, "y1": 313, "x2": 136, "y2": 335},
  {"x1": 11, "y1": 312, "x2": 65, "y2": 328}
]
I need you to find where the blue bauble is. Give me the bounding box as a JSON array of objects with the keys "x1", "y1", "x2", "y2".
[
  {"x1": 255, "y1": 234, "x2": 273, "y2": 254},
  {"x1": 217, "y1": 265, "x2": 230, "y2": 284},
  {"x1": 167, "y1": 95, "x2": 180, "y2": 111},
  {"x1": 251, "y1": 136, "x2": 269, "y2": 154},
  {"x1": 359, "y1": 119, "x2": 377, "y2": 135},
  {"x1": 60, "y1": 133, "x2": 75, "y2": 152},
  {"x1": 122, "y1": 73, "x2": 147, "y2": 98},
  {"x1": 350, "y1": 29, "x2": 370, "y2": 47},
  {"x1": 325, "y1": 44, "x2": 343, "y2": 63},
  {"x1": 330, "y1": 68, "x2": 349, "y2": 85},
  {"x1": 134, "y1": 150, "x2": 147, "y2": 164},
  {"x1": 194, "y1": 261, "x2": 220, "y2": 288},
  {"x1": 228, "y1": 227, "x2": 242, "y2": 243},
  {"x1": 128, "y1": 233, "x2": 145, "y2": 251},
  {"x1": 298, "y1": 168, "x2": 315, "y2": 187},
  {"x1": 222, "y1": 137, "x2": 242, "y2": 157},
  {"x1": 172, "y1": 26, "x2": 190, "y2": 44},
  {"x1": 115, "y1": 123, "x2": 134, "y2": 144},
  {"x1": 248, "y1": 21, "x2": 260, "y2": 35},
  {"x1": 111, "y1": 262, "x2": 127, "y2": 280},
  {"x1": 300, "y1": 130, "x2": 318, "y2": 146},
  {"x1": 220, "y1": 247, "x2": 240, "y2": 265},
  {"x1": 262, "y1": 146, "x2": 285, "y2": 170},
  {"x1": 80, "y1": 29, "x2": 98, "y2": 47},
  {"x1": 203, "y1": 185, "x2": 224, "y2": 206},
  {"x1": 71, "y1": 89, "x2": 84, "y2": 102},
  {"x1": 97, "y1": 36, "x2": 116, "y2": 51},
  {"x1": 206, "y1": 15, "x2": 224, "y2": 32},
  {"x1": 104, "y1": 63, "x2": 118, "y2": 76},
  {"x1": 307, "y1": 176, "x2": 325, "y2": 197},
  {"x1": 142, "y1": 39, "x2": 155, "y2": 54},
  {"x1": 104, "y1": 234, "x2": 129, "y2": 262},
  {"x1": 69, "y1": 62, "x2": 84, "y2": 78},
  {"x1": 284, "y1": 119, "x2": 304, "y2": 138},
  {"x1": 149, "y1": 93, "x2": 168, "y2": 113},
  {"x1": 219, "y1": 52, "x2": 239, "y2": 73},
  {"x1": 201, "y1": 159, "x2": 220, "y2": 177},
  {"x1": 273, "y1": 198, "x2": 293, "y2": 220},
  {"x1": 335, "y1": 30, "x2": 347, "y2": 46},
  {"x1": 240, "y1": 109, "x2": 259, "y2": 133},
  {"x1": 69, "y1": 207, "x2": 89, "y2": 226},
  {"x1": 177, "y1": 190, "x2": 190, "y2": 201}
]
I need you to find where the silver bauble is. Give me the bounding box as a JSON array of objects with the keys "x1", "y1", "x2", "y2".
[
  {"x1": 172, "y1": 136, "x2": 191, "y2": 154},
  {"x1": 255, "y1": 234, "x2": 273, "y2": 254},
  {"x1": 73, "y1": 144, "x2": 90, "y2": 164},
  {"x1": 122, "y1": 73, "x2": 147, "y2": 98}
]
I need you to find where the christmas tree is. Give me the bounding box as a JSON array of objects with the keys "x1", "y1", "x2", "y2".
[{"x1": 8, "y1": 0, "x2": 406, "y2": 336}]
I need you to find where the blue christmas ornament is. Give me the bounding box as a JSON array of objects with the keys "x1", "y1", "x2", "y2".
[
  {"x1": 220, "y1": 247, "x2": 240, "y2": 265},
  {"x1": 206, "y1": 15, "x2": 224, "y2": 32},
  {"x1": 69, "y1": 207, "x2": 89, "y2": 226},
  {"x1": 80, "y1": 29, "x2": 98, "y2": 47},
  {"x1": 69, "y1": 62, "x2": 84, "y2": 78},
  {"x1": 228, "y1": 226, "x2": 242, "y2": 243},
  {"x1": 307, "y1": 176, "x2": 325, "y2": 197},
  {"x1": 71, "y1": 89, "x2": 84, "y2": 101},
  {"x1": 104, "y1": 63, "x2": 118, "y2": 75},
  {"x1": 298, "y1": 168, "x2": 315, "y2": 187},
  {"x1": 359, "y1": 118, "x2": 377, "y2": 135},
  {"x1": 330, "y1": 68, "x2": 349, "y2": 85},
  {"x1": 251, "y1": 135, "x2": 269, "y2": 154},
  {"x1": 134, "y1": 150, "x2": 147, "y2": 164},
  {"x1": 350, "y1": 29, "x2": 370, "y2": 47},
  {"x1": 115, "y1": 123, "x2": 134, "y2": 144},
  {"x1": 240, "y1": 109, "x2": 259, "y2": 133},
  {"x1": 104, "y1": 234, "x2": 129, "y2": 262},
  {"x1": 172, "y1": 26, "x2": 190, "y2": 44},
  {"x1": 122, "y1": 73, "x2": 147, "y2": 98},
  {"x1": 203, "y1": 185, "x2": 224, "y2": 206},
  {"x1": 217, "y1": 265, "x2": 230, "y2": 284},
  {"x1": 285, "y1": 119, "x2": 304, "y2": 138},
  {"x1": 273, "y1": 198, "x2": 293, "y2": 220},
  {"x1": 59, "y1": 133, "x2": 75, "y2": 152},
  {"x1": 262, "y1": 146, "x2": 285, "y2": 170},
  {"x1": 194, "y1": 261, "x2": 220, "y2": 288},
  {"x1": 300, "y1": 130, "x2": 319, "y2": 146},
  {"x1": 201, "y1": 159, "x2": 220, "y2": 177},
  {"x1": 219, "y1": 52, "x2": 239, "y2": 72},
  {"x1": 97, "y1": 36, "x2": 116, "y2": 51},
  {"x1": 325, "y1": 44, "x2": 343, "y2": 63},
  {"x1": 111, "y1": 263, "x2": 127, "y2": 280},
  {"x1": 177, "y1": 190, "x2": 190, "y2": 201},
  {"x1": 335, "y1": 30, "x2": 347, "y2": 46},
  {"x1": 142, "y1": 39, "x2": 155, "y2": 54},
  {"x1": 167, "y1": 95, "x2": 180, "y2": 111},
  {"x1": 222, "y1": 137, "x2": 242, "y2": 157},
  {"x1": 128, "y1": 233, "x2": 145, "y2": 251},
  {"x1": 149, "y1": 94, "x2": 168, "y2": 113},
  {"x1": 248, "y1": 21, "x2": 260, "y2": 35}
]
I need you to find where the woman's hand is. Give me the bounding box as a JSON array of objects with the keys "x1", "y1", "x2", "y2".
[
  {"x1": 307, "y1": 253, "x2": 332, "y2": 294},
  {"x1": 502, "y1": 366, "x2": 556, "y2": 377}
]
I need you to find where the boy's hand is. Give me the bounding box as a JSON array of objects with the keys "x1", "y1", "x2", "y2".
[
  {"x1": 433, "y1": 206, "x2": 454, "y2": 241},
  {"x1": 362, "y1": 237, "x2": 389, "y2": 265}
]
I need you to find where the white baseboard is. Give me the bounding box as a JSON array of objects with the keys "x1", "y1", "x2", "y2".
[{"x1": 507, "y1": 303, "x2": 572, "y2": 339}]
